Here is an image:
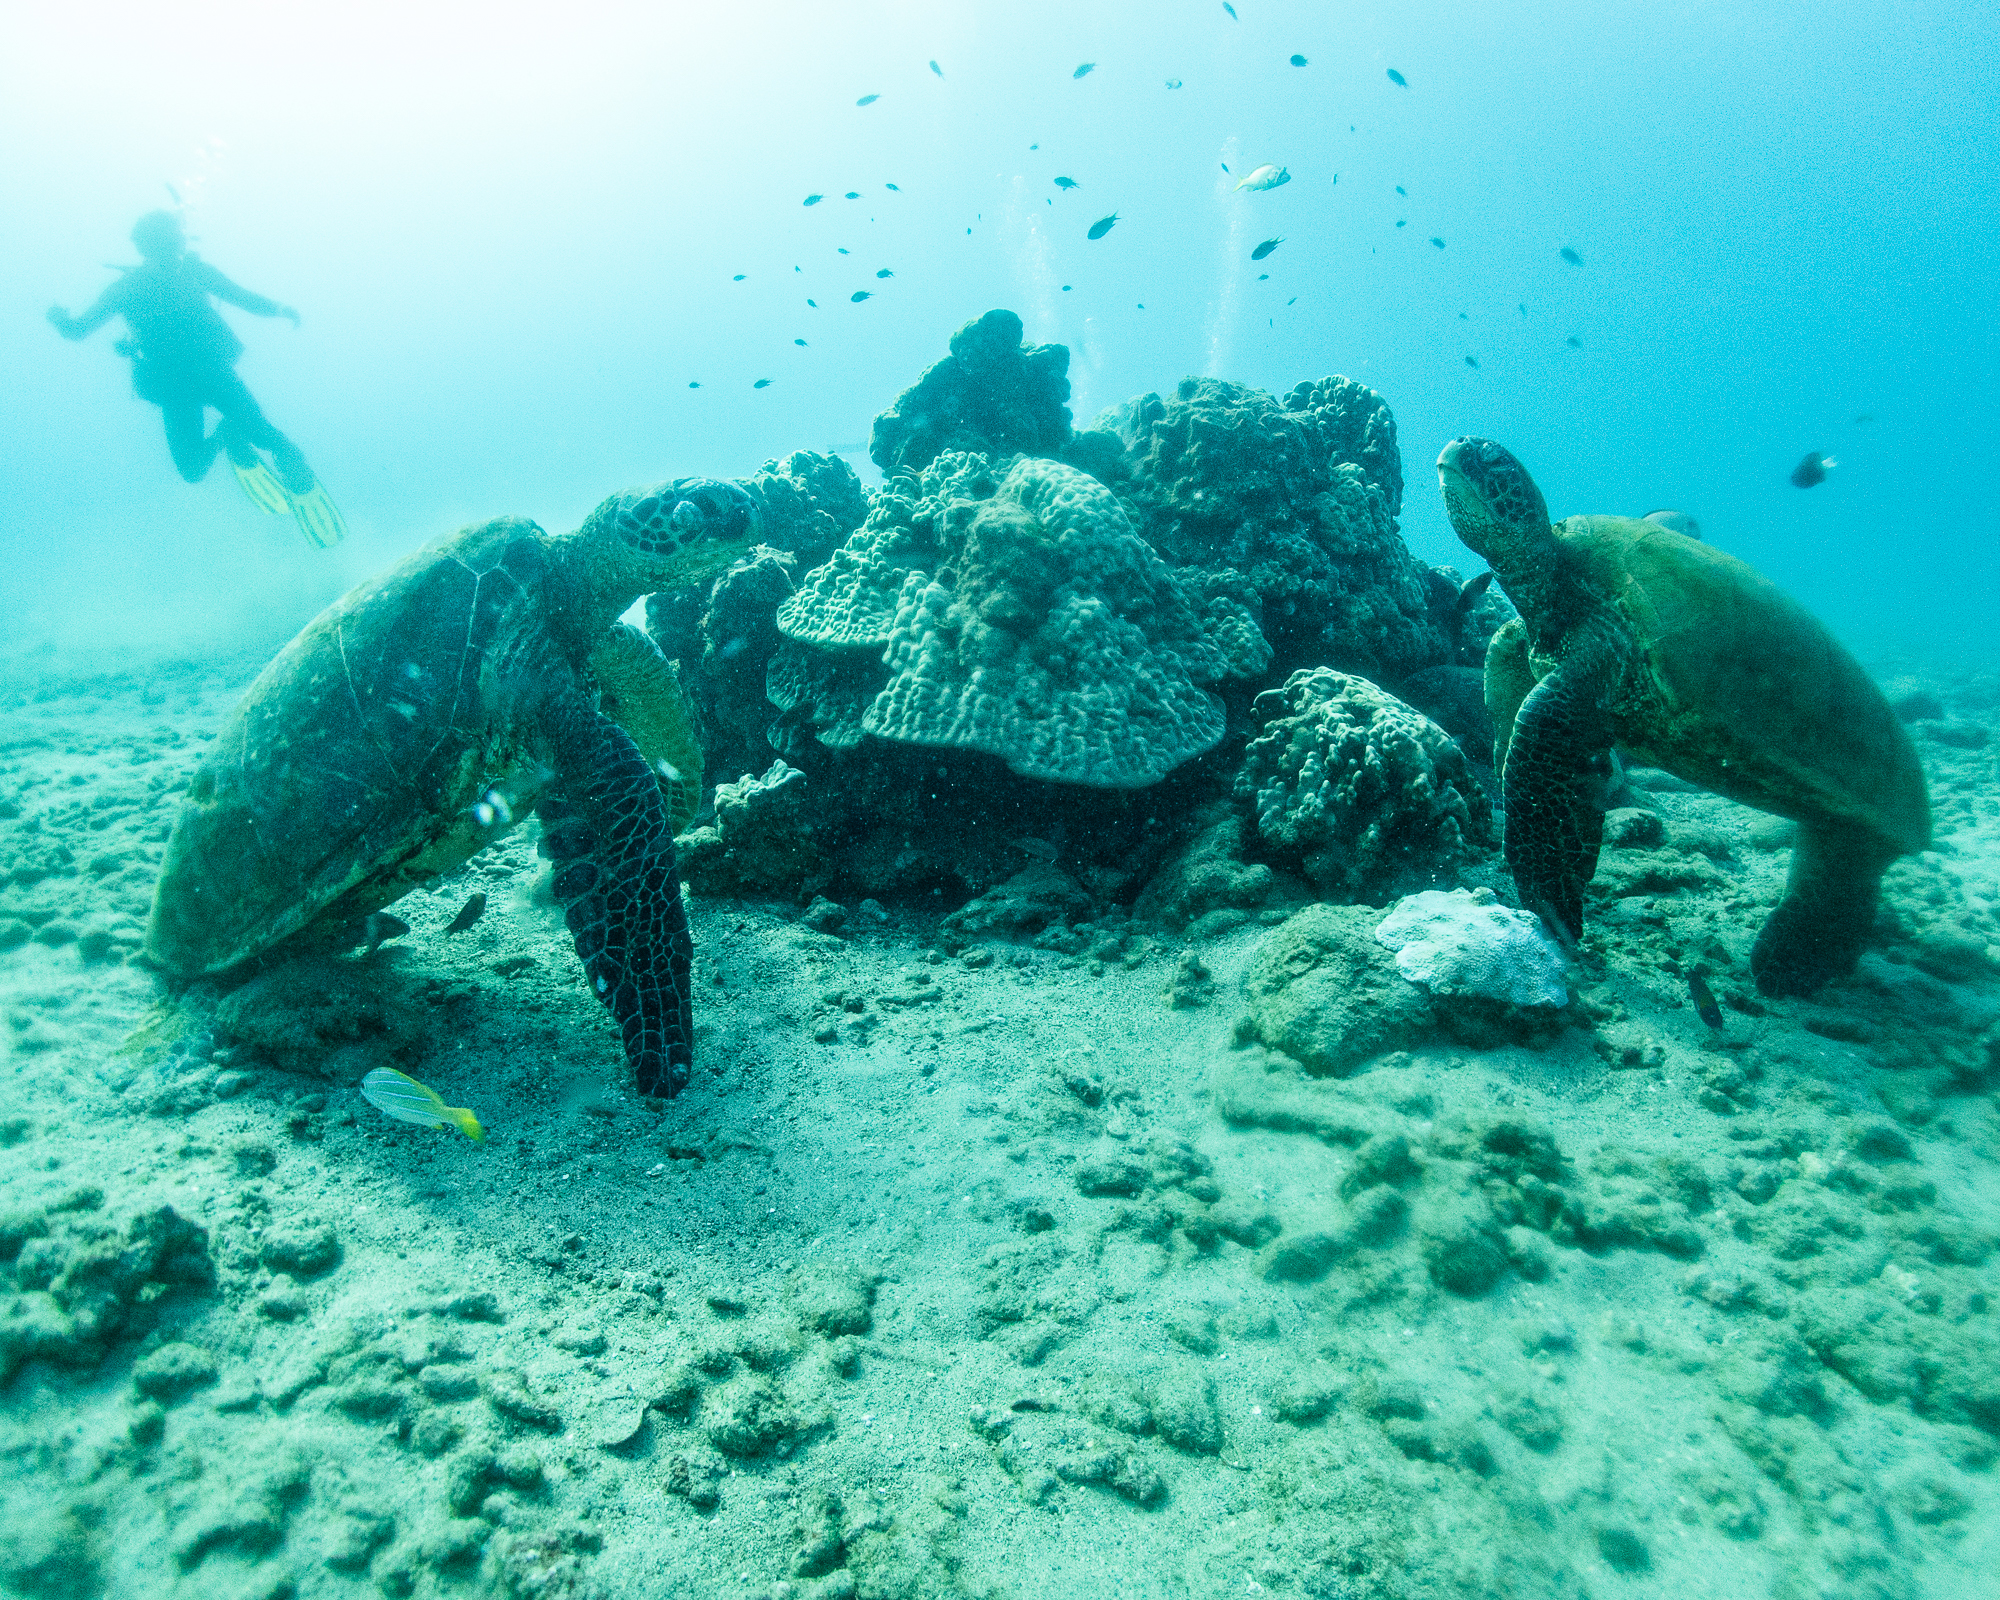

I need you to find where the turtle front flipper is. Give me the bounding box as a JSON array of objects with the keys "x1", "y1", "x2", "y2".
[
  {"x1": 588, "y1": 623, "x2": 704, "y2": 836},
  {"x1": 1483, "y1": 617, "x2": 1535, "y2": 777},
  {"x1": 539, "y1": 697, "x2": 694, "y2": 1098},
  {"x1": 1501, "y1": 644, "x2": 1620, "y2": 940},
  {"x1": 1750, "y1": 819, "x2": 1896, "y2": 997}
]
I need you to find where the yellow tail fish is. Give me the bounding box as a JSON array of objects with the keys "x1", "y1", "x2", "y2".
[{"x1": 359, "y1": 1067, "x2": 485, "y2": 1143}]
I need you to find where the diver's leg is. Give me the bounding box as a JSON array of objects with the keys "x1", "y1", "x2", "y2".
[
  {"x1": 161, "y1": 397, "x2": 221, "y2": 483},
  {"x1": 209, "y1": 369, "x2": 315, "y2": 493},
  {"x1": 1751, "y1": 817, "x2": 1896, "y2": 997}
]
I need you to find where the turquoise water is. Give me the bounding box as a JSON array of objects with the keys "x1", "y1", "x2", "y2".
[
  {"x1": 6, "y1": 1, "x2": 1996, "y2": 658},
  {"x1": 1, "y1": 5, "x2": 1997, "y2": 1598}
]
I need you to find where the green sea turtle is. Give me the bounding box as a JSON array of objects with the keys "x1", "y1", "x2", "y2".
[
  {"x1": 1437, "y1": 437, "x2": 1929, "y2": 997},
  {"x1": 146, "y1": 478, "x2": 758, "y2": 1096}
]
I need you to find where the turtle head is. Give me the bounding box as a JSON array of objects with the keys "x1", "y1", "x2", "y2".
[
  {"x1": 561, "y1": 478, "x2": 761, "y2": 641},
  {"x1": 1437, "y1": 438, "x2": 1551, "y2": 562},
  {"x1": 601, "y1": 477, "x2": 761, "y2": 587}
]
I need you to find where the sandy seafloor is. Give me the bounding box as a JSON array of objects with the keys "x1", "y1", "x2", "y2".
[{"x1": 0, "y1": 647, "x2": 1996, "y2": 1600}]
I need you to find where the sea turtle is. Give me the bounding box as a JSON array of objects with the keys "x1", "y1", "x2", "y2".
[
  {"x1": 1437, "y1": 437, "x2": 1929, "y2": 997},
  {"x1": 146, "y1": 477, "x2": 759, "y2": 1096}
]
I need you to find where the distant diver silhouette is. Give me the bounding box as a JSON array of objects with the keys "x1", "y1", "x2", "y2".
[{"x1": 46, "y1": 209, "x2": 346, "y2": 547}]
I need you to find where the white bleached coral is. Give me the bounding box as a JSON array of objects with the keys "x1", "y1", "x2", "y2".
[{"x1": 1374, "y1": 889, "x2": 1570, "y2": 1007}]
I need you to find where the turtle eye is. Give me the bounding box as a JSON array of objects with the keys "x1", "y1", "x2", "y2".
[{"x1": 670, "y1": 499, "x2": 703, "y2": 538}]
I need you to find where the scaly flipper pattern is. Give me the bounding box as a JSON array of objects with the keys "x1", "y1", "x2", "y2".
[
  {"x1": 540, "y1": 695, "x2": 693, "y2": 1097},
  {"x1": 1501, "y1": 623, "x2": 1623, "y2": 940}
]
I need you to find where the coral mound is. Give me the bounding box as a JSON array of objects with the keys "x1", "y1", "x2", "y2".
[
  {"x1": 870, "y1": 309, "x2": 1074, "y2": 474},
  {"x1": 779, "y1": 458, "x2": 1262, "y2": 788},
  {"x1": 1103, "y1": 376, "x2": 1445, "y2": 682},
  {"x1": 1236, "y1": 668, "x2": 1493, "y2": 900}
]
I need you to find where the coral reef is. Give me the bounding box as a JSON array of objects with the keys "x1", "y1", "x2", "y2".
[
  {"x1": 869, "y1": 308, "x2": 1074, "y2": 474},
  {"x1": 1102, "y1": 375, "x2": 1447, "y2": 683},
  {"x1": 689, "y1": 546, "x2": 800, "y2": 787},
  {"x1": 678, "y1": 759, "x2": 819, "y2": 895},
  {"x1": 1236, "y1": 667, "x2": 1494, "y2": 902},
  {"x1": 644, "y1": 451, "x2": 868, "y2": 788},
  {"x1": 776, "y1": 457, "x2": 1260, "y2": 787}
]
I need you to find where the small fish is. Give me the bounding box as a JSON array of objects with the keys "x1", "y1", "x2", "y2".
[
  {"x1": 1455, "y1": 570, "x2": 1495, "y2": 613},
  {"x1": 837, "y1": 247, "x2": 850, "y2": 253},
  {"x1": 856, "y1": 94, "x2": 879, "y2": 106},
  {"x1": 1643, "y1": 510, "x2": 1702, "y2": 540},
  {"x1": 875, "y1": 268, "x2": 893, "y2": 278},
  {"x1": 885, "y1": 182, "x2": 900, "y2": 191},
  {"x1": 1290, "y1": 54, "x2": 1307, "y2": 67},
  {"x1": 165, "y1": 181, "x2": 182, "y2": 203},
  {"x1": 362, "y1": 912, "x2": 410, "y2": 955},
  {"x1": 754, "y1": 378, "x2": 773, "y2": 388},
  {"x1": 1387, "y1": 68, "x2": 1407, "y2": 86},
  {"x1": 1687, "y1": 967, "x2": 1724, "y2": 1030},
  {"x1": 1566, "y1": 335, "x2": 1582, "y2": 348},
  {"x1": 443, "y1": 892, "x2": 487, "y2": 934},
  {"x1": 688, "y1": 380, "x2": 701, "y2": 388},
  {"x1": 1459, "y1": 311, "x2": 1469, "y2": 319},
  {"x1": 803, "y1": 194, "x2": 824, "y2": 206},
  {"x1": 1087, "y1": 213, "x2": 1119, "y2": 240},
  {"x1": 1012, "y1": 836, "x2": 1059, "y2": 862},
  {"x1": 1396, "y1": 185, "x2": 1406, "y2": 195},
  {"x1": 1465, "y1": 355, "x2": 1480, "y2": 368},
  {"x1": 1235, "y1": 163, "x2": 1290, "y2": 191},
  {"x1": 1790, "y1": 451, "x2": 1833, "y2": 489},
  {"x1": 1519, "y1": 303, "x2": 1527, "y2": 316},
  {"x1": 1854, "y1": 413, "x2": 1874, "y2": 423},
  {"x1": 806, "y1": 298, "x2": 818, "y2": 307},
  {"x1": 1430, "y1": 237, "x2": 1445, "y2": 248},
  {"x1": 360, "y1": 1067, "x2": 485, "y2": 1143},
  {"x1": 794, "y1": 338, "x2": 808, "y2": 346},
  {"x1": 732, "y1": 273, "x2": 746, "y2": 281},
  {"x1": 1258, "y1": 273, "x2": 1269, "y2": 281},
  {"x1": 1329, "y1": 173, "x2": 1338, "y2": 185},
  {"x1": 929, "y1": 60, "x2": 943, "y2": 77},
  {"x1": 1061, "y1": 284, "x2": 1071, "y2": 291},
  {"x1": 1251, "y1": 236, "x2": 1282, "y2": 260},
  {"x1": 851, "y1": 290, "x2": 873, "y2": 302},
  {"x1": 1396, "y1": 219, "x2": 1407, "y2": 227},
  {"x1": 1165, "y1": 78, "x2": 1183, "y2": 89},
  {"x1": 1559, "y1": 245, "x2": 1583, "y2": 266},
  {"x1": 1223, "y1": 2, "x2": 1236, "y2": 16},
  {"x1": 1286, "y1": 296, "x2": 1296, "y2": 305},
  {"x1": 844, "y1": 191, "x2": 860, "y2": 199},
  {"x1": 1073, "y1": 63, "x2": 1095, "y2": 79},
  {"x1": 1054, "y1": 175, "x2": 1079, "y2": 190}
]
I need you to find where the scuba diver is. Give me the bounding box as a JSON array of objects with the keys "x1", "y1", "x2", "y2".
[{"x1": 46, "y1": 209, "x2": 346, "y2": 547}]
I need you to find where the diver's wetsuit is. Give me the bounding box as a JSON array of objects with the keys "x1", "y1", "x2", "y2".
[{"x1": 54, "y1": 255, "x2": 313, "y2": 491}]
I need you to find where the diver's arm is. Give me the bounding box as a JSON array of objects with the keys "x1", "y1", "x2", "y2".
[
  {"x1": 45, "y1": 282, "x2": 121, "y2": 341},
  {"x1": 194, "y1": 259, "x2": 301, "y2": 327}
]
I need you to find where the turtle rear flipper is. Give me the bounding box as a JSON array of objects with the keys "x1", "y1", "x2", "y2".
[
  {"x1": 1750, "y1": 819, "x2": 1895, "y2": 997},
  {"x1": 540, "y1": 699, "x2": 694, "y2": 1098},
  {"x1": 1502, "y1": 648, "x2": 1617, "y2": 941}
]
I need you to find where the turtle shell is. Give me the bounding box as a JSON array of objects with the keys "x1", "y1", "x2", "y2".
[
  {"x1": 1552, "y1": 515, "x2": 1929, "y2": 853},
  {"x1": 148, "y1": 517, "x2": 557, "y2": 975}
]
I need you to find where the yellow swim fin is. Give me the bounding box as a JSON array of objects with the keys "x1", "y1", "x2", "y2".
[
  {"x1": 232, "y1": 459, "x2": 292, "y2": 515},
  {"x1": 288, "y1": 481, "x2": 348, "y2": 549}
]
